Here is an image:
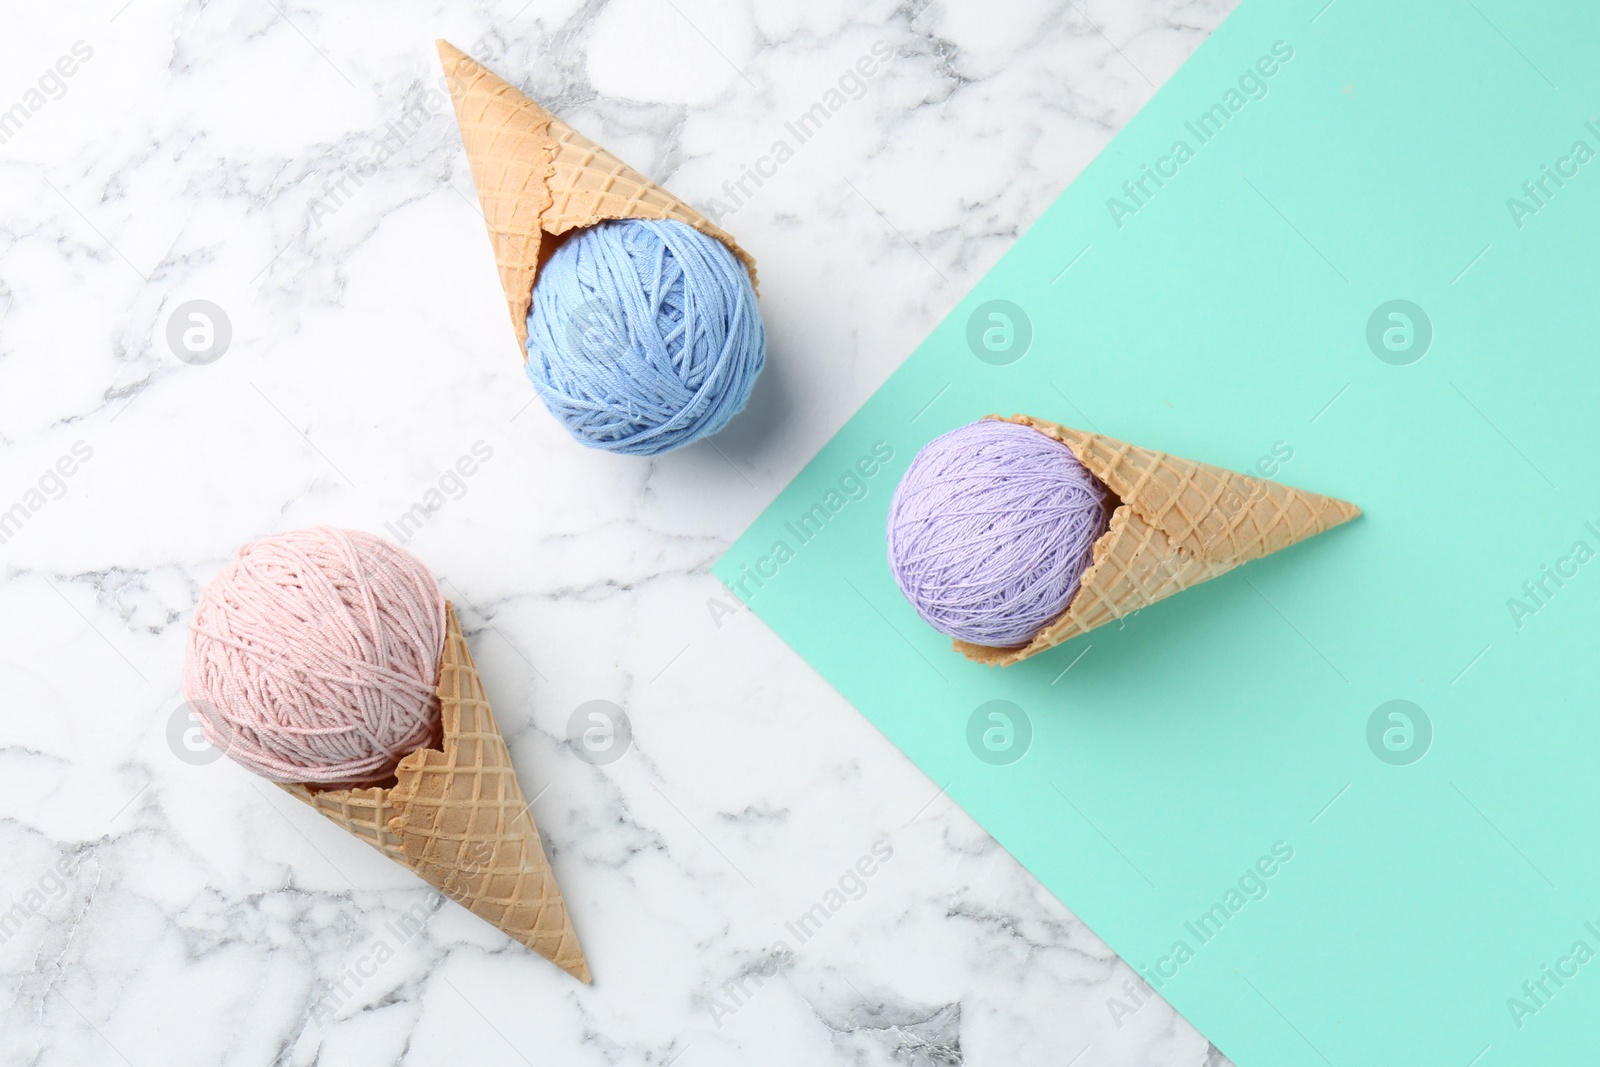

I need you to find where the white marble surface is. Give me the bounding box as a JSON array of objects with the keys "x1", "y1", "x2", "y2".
[{"x1": 0, "y1": 1, "x2": 1240, "y2": 1063}]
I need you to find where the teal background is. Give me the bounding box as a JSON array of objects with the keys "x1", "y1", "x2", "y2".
[{"x1": 717, "y1": 0, "x2": 1600, "y2": 1062}]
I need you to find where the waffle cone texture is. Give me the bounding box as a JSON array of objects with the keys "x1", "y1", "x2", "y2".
[
  {"x1": 954, "y1": 415, "x2": 1360, "y2": 666},
  {"x1": 436, "y1": 39, "x2": 757, "y2": 353},
  {"x1": 281, "y1": 603, "x2": 589, "y2": 982}
]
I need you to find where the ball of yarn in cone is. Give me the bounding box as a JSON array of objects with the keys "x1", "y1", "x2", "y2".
[
  {"x1": 888, "y1": 420, "x2": 1112, "y2": 647},
  {"x1": 184, "y1": 527, "x2": 447, "y2": 786},
  {"x1": 525, "y1": 218, "x2": 765, "y2": 457}
]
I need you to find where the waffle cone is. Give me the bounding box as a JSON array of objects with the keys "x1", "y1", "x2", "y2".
[
  {"x1": 954, "y1": 415, "x2": 1360, "y2": 666},
  {"x1": 280, "y1": 603, "x2": 589, "y2": 982},
  {"x1": 436, "y1": 39, "x2": 757, "y2": 353}
]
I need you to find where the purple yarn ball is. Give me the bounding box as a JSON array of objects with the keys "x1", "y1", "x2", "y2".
[{"x1": 887, "y1": 420, "x2": 1111, "y2": 647}]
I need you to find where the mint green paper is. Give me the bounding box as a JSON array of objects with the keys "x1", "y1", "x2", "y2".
[{"x1": 718, "y1": 1, "x2": 1600, "y2": 1062}]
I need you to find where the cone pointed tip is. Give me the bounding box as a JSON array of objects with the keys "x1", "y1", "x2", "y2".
[
  {"x1": 1331, "y1": 497, "x2": 1362, "y2": 524},
  {"x1": 435, "y1": 39, "x2": 478, "y2": 81}
]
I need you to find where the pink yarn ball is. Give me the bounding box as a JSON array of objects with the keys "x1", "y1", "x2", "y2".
[{"x1": 184, "y1": 527, "x2": 447, "y2": 787}]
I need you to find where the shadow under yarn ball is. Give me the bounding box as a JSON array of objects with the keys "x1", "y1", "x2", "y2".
[
  {"x1": 524, "y1": 218, "x2": 766, "y2": 457},
  {"x1": 888, "y1": 420, "x2": 1112, "y2": 647}
]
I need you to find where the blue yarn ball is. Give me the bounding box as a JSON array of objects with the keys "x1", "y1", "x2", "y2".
[{"x1": 524, "y1": 218, "x2": 766, "y2": 456}]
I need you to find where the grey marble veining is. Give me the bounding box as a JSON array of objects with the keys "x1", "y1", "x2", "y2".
[{"x1": 1, "y1": 0, "x2": 1238, "y2": 1063}]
